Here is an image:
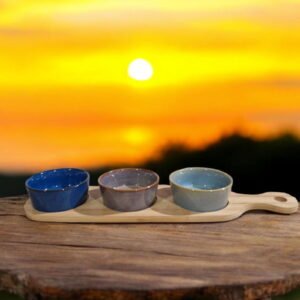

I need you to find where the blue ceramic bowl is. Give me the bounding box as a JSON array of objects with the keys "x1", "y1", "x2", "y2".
[
  {"x1": 26, "y1": 168, "x2": 90, "y2": 212},
  {"x1": 169, "y1": 167, "x2": 233, "y2": 212},
  {"x1": 98, "y1": 168, "x2": 159, "y2": 212}
]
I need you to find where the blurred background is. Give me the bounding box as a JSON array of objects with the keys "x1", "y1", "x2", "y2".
[{"x1": 0, "y1": 0, "x2": 299, "y2": 198}]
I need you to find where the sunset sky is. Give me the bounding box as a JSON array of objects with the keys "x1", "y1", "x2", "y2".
[{"x1": 0, "y1": 0, "x2": 300, "y2": 173}]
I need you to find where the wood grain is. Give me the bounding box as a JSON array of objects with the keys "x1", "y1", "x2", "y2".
[
  {"x1": 24, "y1": 186, "x2": 298, "y2": 223},
  {"x1": 1, "y1": 192, "x2": 300, "y2": 300}
]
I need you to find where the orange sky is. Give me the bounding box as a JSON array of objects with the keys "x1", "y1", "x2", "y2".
[{"x1": 0, "y1": 0, "x2": 300, "y2": 173}]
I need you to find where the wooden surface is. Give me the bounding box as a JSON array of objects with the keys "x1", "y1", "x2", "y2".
[
  {"x1": 1, "y1": 193, "x2": 300, "y2": 300},
  {"x1": 24, "y1": 186, "x2": 298, "y2": 223}
]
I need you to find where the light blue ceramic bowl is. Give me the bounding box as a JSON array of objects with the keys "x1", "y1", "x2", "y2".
[{"x1": 169, "y1": 167, "x2": 233, "y2": 212}]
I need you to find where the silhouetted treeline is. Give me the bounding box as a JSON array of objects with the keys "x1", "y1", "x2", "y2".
[
  {"x1": 142, "y1": 133, "x2": 300, "y2": 199},
  {"x1": 0, "y1": 133, "x2": 299, "y2": 199}
]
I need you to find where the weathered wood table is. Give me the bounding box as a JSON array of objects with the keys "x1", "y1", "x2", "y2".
[{"x1": 1, "y1": 191, "x2": 300, "y2": 300}]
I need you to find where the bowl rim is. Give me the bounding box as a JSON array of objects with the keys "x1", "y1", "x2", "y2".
[
  {"x1": 25, "y1": 168, "x2": 90, "y2": 192},
  {"x1": 98, "y1": 168, "x2": 160, "y2": 192},
  {"x1": 169, "y1": 167, "x2": 233, "y2": 192}
]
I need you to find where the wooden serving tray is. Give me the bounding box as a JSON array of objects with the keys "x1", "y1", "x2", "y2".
[{"x1": 24, "y1": 185, "x2": 299, "y2": 223}]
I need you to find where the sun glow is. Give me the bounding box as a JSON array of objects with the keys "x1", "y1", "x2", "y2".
[
  {"x1": 122, "y1": 127, "x2": 153, "y2": 146},
  {"x1": 128, "y1": 59, "x2": 153, "y2": 81},
  {"x1": 0, "y1": 0, "x2": 300, "y2": 172}
]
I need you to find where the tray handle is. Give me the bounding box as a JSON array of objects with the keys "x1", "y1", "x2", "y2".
[{"x1": 230, "y1": 192, "x2": 299, "y2": 214}]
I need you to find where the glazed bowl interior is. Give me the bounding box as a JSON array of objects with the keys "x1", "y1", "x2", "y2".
[
  {"x1": 26, "y1": 168, "x2": 89, "y2": 191},
  {"x1": 170, "y1": 168, "x2": 232, "y2": 191},
  {"x1": 99, "y1": 168, "x2": 159, "y2": 190}
]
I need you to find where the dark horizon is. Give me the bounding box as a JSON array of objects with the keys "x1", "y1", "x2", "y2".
[{"x1": 1, "y1": 132, "x2": 299, "y2": 199}]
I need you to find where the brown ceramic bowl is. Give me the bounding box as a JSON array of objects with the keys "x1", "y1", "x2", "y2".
[{"x1": 98, "y1": 168, "x2": 159, "y2": 212}]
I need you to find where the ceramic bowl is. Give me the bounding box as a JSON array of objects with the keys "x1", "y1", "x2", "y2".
[
  {"x1": 25, "y1": 168, "x2": 90, "y2": 212},
  {"x1": 169, "y1": 167, "x2": 233, "y2": 212},
  {"x1": 98, "y1": 168, "x2": 159, "y2": 212}
]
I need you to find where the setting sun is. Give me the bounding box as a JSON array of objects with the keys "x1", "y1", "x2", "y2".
[{"x1": 128, "y1": 59, "x2": 153, "y2": 81}]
